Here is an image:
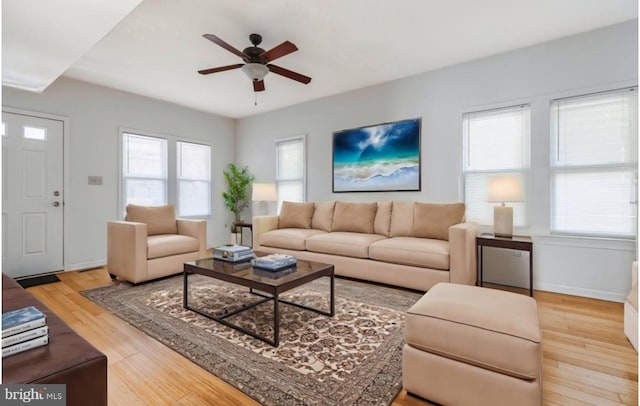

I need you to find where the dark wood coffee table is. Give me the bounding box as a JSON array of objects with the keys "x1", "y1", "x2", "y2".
[{"x1": 183, "y1": 252, "x2": 334, "y2": 346}]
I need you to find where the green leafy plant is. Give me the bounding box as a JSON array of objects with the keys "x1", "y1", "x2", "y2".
[{"x1": 222, "y1": 164, "x2": 255, "y2": 230}]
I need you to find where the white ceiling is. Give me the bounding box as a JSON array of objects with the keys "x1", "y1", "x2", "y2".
[{"x1": 3, "y1": 0, "x2": 637, "y2": 118}]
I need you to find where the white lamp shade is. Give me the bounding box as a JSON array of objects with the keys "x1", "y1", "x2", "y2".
[
  {"x1": 242, "y1": 63, "x2": 269, "y2": 81},
  {"x1": 487, "y1": 176, "x2": 523, "y2": 203},
  {"x1": 252, "y1": 183, "x2": 277, "y2": 201}
]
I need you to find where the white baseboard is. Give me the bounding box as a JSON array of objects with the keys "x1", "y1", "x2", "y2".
[
  {"x1": 536, "y1": 282, "x2": 627, "y2": 303},
  {"x1": 64, "y1": 259, "x2": 106, "y2": 272}
]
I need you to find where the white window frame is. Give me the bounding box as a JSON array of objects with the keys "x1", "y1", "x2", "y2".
[
  {"x1": 462, "y1": 104, "x2": 531, "y2": 227},
  {"x1": 550, "y1": 87, "x2": 638, "y2": 238},
  {"x1": 275, "y1": 135, "x2": 307, "y2": 211},
  {"x1": 118, "y1": 128, "x2": 213, "y2": 219}
]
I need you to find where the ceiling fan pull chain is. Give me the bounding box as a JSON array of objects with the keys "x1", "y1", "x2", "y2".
[{"x1": 254, "y1": 92, "x2": 258, "y2": 107}]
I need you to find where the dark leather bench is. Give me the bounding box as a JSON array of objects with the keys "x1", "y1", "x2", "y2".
[{"x1": 2, "y1": 274, "x2": 107, "y2": 406}]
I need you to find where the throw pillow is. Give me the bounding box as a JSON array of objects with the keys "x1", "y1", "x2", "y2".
[
  {"x1": 374, "y1": 201, "x2": 393, "y2": 236},
  {"x1": 279, "y1": 201, "x2": 315, "y2": 229},
  {"x1": 332, "y1": 202, "x2": 377, "y2": 233},
  {"x1": 389, "y1": 201, "x2": 415, "y2": 237},
  {"x1": 311, "y1": 201, "x2": 336, "y2": 231},
  {"x1": 126, "y1": 204, "x2": 177, "y2": 236},
  {"x1": 412, "y1": 202, "x2": 465, "y2": 240}
]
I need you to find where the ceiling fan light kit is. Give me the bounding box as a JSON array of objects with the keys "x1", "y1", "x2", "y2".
[
  {"x1": 242, "y1": 63, "x2": 269, "y2": 81},
  {"x1": 199, "y1": 33, "x2": 312, "y2": 95}
]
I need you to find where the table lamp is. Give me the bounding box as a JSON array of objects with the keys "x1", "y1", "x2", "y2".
[
  {"x1": 252, "y1": 183, "x2": 277, "y2": 215},
  {"x1": 487, "y1": 175, "x2": 523, "y2": 238}
]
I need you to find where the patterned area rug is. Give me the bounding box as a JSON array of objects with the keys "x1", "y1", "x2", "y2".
[{"x1": 82, "y1": 274, "x2": 422, "y2": 405}]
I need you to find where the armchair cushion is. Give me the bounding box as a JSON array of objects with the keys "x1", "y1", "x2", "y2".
[
  {"x1": 125, "y1": 204, "x2": 177, "y2": 236},
  {"x1": 147, "y1": 235, "x2": 200, "y2": 260}
]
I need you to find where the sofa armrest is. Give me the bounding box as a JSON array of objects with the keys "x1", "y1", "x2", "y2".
[
  {"x1": 107, "y1": 221, "x2": 148, "y2": 283},
  {"x1": 448, "y1": 222, "x2": 478, "y2": 285},
  {"x1": 253, "y1": 215, "x2": 279, "y2": 248},
  {"x1": 177, "y1": 219, "x2": 207, "y2": 256}
]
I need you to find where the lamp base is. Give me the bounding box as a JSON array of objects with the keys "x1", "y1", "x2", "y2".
[{"x1": 493, "y1": 206, "x2": 513, "y2": 238}]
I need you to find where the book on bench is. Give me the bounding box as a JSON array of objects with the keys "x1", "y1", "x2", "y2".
[{"x1": 2, "y1": 306, "x2": 49, "y2": 357}]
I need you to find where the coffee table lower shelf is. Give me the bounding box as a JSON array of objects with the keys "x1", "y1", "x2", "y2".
[{"x1": 183, "y1": 258, "x2": 335, "y2": 347}]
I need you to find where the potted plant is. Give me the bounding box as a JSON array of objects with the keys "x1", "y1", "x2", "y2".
[{"x1": 222, "y1": 163, "x2": 255, "y2": 244}]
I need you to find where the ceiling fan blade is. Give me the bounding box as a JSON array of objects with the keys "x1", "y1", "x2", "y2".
[
  {"x1": 198, "y1": 64, "x2": 244, "y2": 75},
  {"x1": 253, "y1": 80, "x2": 265, "y2": 92},
  {"x1": 202, "y1": 34, "x2": 246, "y2": 59},
  {"x1": 260, "y1": 41, "x2": 298, "y2": 63},
  {"x1": 267, "y1": 64, "x2": 312, "y2": 84}
]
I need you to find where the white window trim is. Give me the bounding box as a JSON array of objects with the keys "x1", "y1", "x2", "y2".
[{"x1": 118, "y1": 127, "x2": 214, "y2": 219}]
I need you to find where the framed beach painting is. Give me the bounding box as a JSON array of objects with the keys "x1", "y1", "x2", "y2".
[{"x1": 332, "y1": 118, "x2": 421, "y2": 192}]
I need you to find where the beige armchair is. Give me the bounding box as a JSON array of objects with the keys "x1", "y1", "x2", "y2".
[{"x1": 107, "y1": 204, "x2": 207, "y2": 284}]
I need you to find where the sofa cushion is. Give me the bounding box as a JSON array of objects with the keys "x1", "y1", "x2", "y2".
[
  {"x1": 412, "y1": 202, "x2": 465, "y2": 241},
  {"x1": 332, "y1": 202, "x2": 377, "y2": 233},
  {"x1": 369, "y1": 237, "x2": 450, "y2": 270},
  {"x1": 279, "y1": 201, "x2": 315, "y2": 229},
  {"x1": 405, "y1": 283, "x2": 541, "y2": 380},
  {"x1": 147, "y1": 235, "x2": 200, "y2": 259},
  {"x1": 260, "y1": 228, "x2": 326, "y2": 251},
  {"x1": 389, "y1": 201, "x2": 414, "y2": 237},
  {"x1": 312, "y1": 201, "x2": 335, "y2": 232},
  {"x1": 374, "y1": 201, "x2": 393, "y2": 237},
  {"x1": 126, "y1": 204, "x2": 177, "y2": 236},
  {"x1": 306, "y1": 232, "x2": 386, "y2": 259}
]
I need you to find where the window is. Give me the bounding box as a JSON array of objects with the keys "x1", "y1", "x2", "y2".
[
  {"x1": 275, "y1": 136, "x2": 306, "y2": 210},
  {"x1": 122, "y1": 132, "x2": 168, "y2": 207},
  {"x1": 551, "y1": 88, "x2": 638, "y2": 238},
  {"x1": 462, "y1": 105, "x2": 530, "y2": 226},
  {"x1": 121, "y1": 130, "x2": 212, "y2": 218},
  {"x1": 177, "y1": 141, "x2": 211, "y2": 217}
]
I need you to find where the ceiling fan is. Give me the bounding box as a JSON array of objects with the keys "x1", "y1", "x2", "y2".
[{"x1": 198, "y1": 33, "x2": 312, "y2": 92}]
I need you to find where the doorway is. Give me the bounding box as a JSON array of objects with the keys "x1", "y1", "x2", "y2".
[{"x1": 2, "y1": 110, "x2": 64, "y2": 278}]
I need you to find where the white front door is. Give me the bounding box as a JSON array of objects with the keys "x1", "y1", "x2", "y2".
[{"x1": 2, "y1": 111, "x2": 64, "y2": 278}]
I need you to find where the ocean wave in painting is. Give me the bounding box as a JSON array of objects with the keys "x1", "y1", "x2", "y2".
[
  {"x1": 333, "y1": 118, "x2": 420, "y2": 192},
  {"x1": 333, "y1": 158, "x2": 419, "y2": 191}
]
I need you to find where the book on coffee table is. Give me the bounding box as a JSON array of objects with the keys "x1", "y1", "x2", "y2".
[{"x1": 251, "y1": 254, "x2": 297, "y2": 271}]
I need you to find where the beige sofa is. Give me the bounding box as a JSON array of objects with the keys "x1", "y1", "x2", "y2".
[
  {"x1": 107, "y1": 204, "x2": 207, "y2": 284},
  {"x1": 253, "y1": 201, "x2": 477, "y2": 291}
]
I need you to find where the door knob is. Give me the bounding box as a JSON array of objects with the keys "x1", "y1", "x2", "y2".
[{"x1": 52, "y1": 202, "x2": 60, "y2": 207}]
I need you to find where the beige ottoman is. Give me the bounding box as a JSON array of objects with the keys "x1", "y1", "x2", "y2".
[{"x1": 403, "y1": 283, "x2": 542, "y2": 406}]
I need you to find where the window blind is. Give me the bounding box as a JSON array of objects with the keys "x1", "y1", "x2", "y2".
[
  {"x1": 276, "y1": 136, "x2": 306, "y2": 211},
  {"x1": 177, "y1": 141, "x2": 211, "y2": 217},
  {"x1": 551, "y1": 88, "x2": 638, "y2": 237},
  {"x1": 463, "y1": 105, "x2": 530, "y2": 226},
  {"x1": 122, "y1": 132, "x2": 168, "y2": 207}
]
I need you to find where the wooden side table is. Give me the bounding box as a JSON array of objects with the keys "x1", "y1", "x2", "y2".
[
  {"x1": 476, "y1": 233, "x2": 533, "y2": 297},
  {"x1": 233, "y1": 221, "x2": 253, "y2": 247}
]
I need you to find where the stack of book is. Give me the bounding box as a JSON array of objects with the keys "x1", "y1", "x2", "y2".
[
  {"x1": 251, "y1": 254, "x2": 297, "y2": 271},
  {"x1": 2, "y1": 306, "x2": 49, "y2": 357}
]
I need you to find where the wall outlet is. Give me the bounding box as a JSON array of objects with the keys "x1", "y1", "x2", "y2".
[{"x1": 88, "y1": 176, "x2": 103, "y2": 185}]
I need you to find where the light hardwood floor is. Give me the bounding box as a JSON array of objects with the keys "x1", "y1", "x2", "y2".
[{"x1": 19, "y1": 269, "x2": 639, "y2": 405}]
